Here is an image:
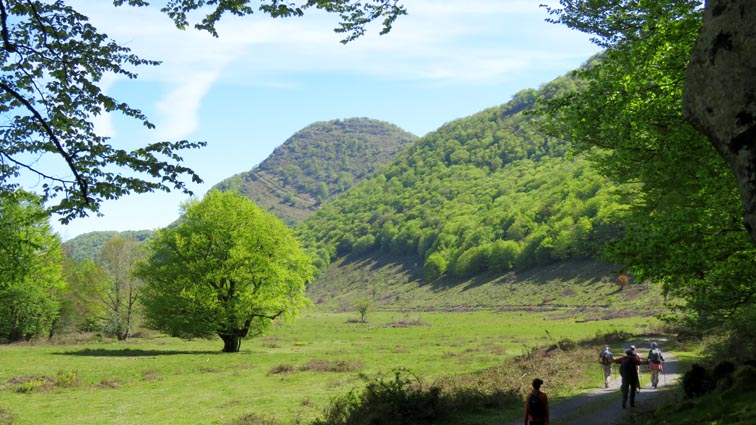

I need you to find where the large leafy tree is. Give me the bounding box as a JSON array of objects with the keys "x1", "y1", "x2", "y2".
[
  {"x1": 0, "y1": 190, "x2": 66, "y2": 342},
  {"x1": 541, "y1": 1, "x2": 756, "y2": 322},
  {"x1": 0, "y1": 0, "x2": 405, "y2": 223},
  {"x1": 135, "y1": 190, "x2": 314, "y2": 352}
]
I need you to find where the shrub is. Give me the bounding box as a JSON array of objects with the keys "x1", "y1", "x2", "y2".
[
  {"x1": 54, "y1": 370, "x2": 79, "y2": 388},
  {"x1": 313, "y1": 369, "x2": 444, "y2": 425},
  {"x1": 682, "y1": 363, "x2": 713, "y2": 398},
  {"x1": 423, "y1": 253, "x2": 447, "y2": 282}
]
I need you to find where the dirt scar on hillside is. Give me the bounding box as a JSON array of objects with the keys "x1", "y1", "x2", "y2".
[{"x1": 505, "y1": 340, "x2": 682, "y2": 425}]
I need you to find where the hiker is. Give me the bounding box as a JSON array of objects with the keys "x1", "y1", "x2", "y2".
[
  {"x1": 523, "y1": 378, "x2": 550, "y2": 425},
  {"x1": 647, "y1": 342, "x2": 665, "y2": 388},
  {"x1": 618, "y1": 349, "x2": 646, "y2": 408},
  {"x1": 598, "y1": 344, "x2": 615, "y2": 388},
  {"x1": 630, "y1": 344, "x2": 642, "y2": 391}
]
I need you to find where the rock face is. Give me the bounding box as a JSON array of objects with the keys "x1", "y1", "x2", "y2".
[{"x1": 683, "y1": 0, "x2": 756, "y2": 242}]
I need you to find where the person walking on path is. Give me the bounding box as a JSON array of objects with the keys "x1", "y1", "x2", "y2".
[
  {"x1": 598, "y1": 345, "x2": 615, "y2": 388},
  {"x1": 647, "y1": 342, "x2": 665, "y2": 389},
  {"x1": 630, "y1": 344, "x2": 642, "y2": 391},
  {"x1": 617, "y1": 349, "x2": 646, "y2": 408},
  {"x1": 523, "y1": 378, "x2": 550, "y2": 425}
]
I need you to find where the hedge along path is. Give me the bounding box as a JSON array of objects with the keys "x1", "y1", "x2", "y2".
[{"x1": 505, "y1": 339, "x2": 681, "y2": 425}]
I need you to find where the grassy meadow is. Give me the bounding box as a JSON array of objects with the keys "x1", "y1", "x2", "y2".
[{"x1": 0, "y1": 310, "x2": 663, "y2": 424}]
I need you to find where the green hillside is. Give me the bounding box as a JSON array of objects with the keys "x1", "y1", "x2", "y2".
[
  {"x1": 297, "y1": 75, "x2": 630, "y2": 283},
  {"x1": 64, "y1": 118, "x2": 416, "y2": 260},
  {"x1": 214, "y1": 118, "x2": 417, "y2": 225},
  {"x1": 63, "y1": 230, "x2": 153, "y2": 263}
]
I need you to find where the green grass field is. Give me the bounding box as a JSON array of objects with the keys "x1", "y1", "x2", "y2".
[{"x1": 0, "y1": 310, "x2": 662, "y2": 424}]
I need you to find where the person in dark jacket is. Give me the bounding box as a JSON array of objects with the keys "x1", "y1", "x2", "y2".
[
  {"x1": 617, "y1": 349, "x2": 646, "y2": 408},
  {"x1": 523, "y1": 378, "x2": 549, "y2": 425}
]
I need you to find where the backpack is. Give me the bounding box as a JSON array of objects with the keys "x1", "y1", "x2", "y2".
[
  {"x1": 599, "y1": 350, "x2": 613, "y2": 365},
  {"x1": 528, "y1": 392, "x2": 545, "y2": 417},
  {"x1": 649, "y1": 348, "x2": 662, "y2": 364}
]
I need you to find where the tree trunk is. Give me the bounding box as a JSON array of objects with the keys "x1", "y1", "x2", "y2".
[
  {"x1": 682, "y1": 0, "x2": 756, "y2": 243},
  {"x1": 220, "y1": 333, "x2": 242, "y2": 353}
]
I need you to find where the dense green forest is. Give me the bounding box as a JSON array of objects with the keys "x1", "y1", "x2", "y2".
[
  {"x1": 297, "y1": 77, "x2": 629, "y2": 280},
  {"x1": 213, "y1": 118, "x2": 417, "y2": 224},
  {"x1": 62, "y1": 230, "x2": 153, "y2": 263}
]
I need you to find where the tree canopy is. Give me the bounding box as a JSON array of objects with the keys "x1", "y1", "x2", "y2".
[
  {"x1": 541, "y1": 0, "x2": 756, "y2": 322},
  {"x1": 297, "y1": 78, "x2": 628, "y2": 279},
  {"x1": 135, "y1": 190, "x2": 314, "y2": 352},
  {"x1": 0, "y1": 190, "x2": 65, "y2": 342}
]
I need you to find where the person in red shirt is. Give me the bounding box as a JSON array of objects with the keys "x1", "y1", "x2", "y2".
[{"x1": 523, "y1": 378, "x2": 549, "y2": 425}]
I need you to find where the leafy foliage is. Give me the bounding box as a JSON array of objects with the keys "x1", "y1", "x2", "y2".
[
  {"x1": 1, "y1": 0, "x2": 405, "y2": 224},
  {"x1": 215, "y1": 118, "x2": 416, "y2": 224},
  {"x1": 298, "y1": 79, "x2": 628, "y2": 279},
  {"x1": 0, "y1": 191, "x2": 65, "y2": 342},
  {"x1": 115, "y1": 0, "x2": 407, "y2": 43},
  {"x1": 61, "y1": 258, "x2": 111, "y2": 333},
  {"x1": 540, "y1": 0, "x2": 756, "y2": 323},
  {"x1": 135, "y1": 191, "x2": 314, "y2": 352},
  {"x1": 0, "y1": 1, "x2": 205, "y2": 223}
]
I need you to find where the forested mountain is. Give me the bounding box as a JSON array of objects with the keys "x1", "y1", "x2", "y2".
[
  {"x1": 63, "y1": 230, "x2": 153, "y2": 263},
  {"x1": 213, "y1": 118, "x2": 417, "y2": 224},
  {"x1": 297, "y1": 75, "x2": 630, "y2": 280},
  {"x1": 64, "y1": 118, "x2": 415, "y2": 260}
]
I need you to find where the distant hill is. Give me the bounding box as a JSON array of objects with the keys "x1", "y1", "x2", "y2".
[
  {"x1": 213, "y1": 118, "x2": 417, "y2": 225},
  {"x1": 298, "y1": 74, "x2": 630, "y2": 283},
  {"x1": 63, "y1": 230, "x2": 153, "y2": 263}
]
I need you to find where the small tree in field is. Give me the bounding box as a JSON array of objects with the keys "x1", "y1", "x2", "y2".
[
  {"x1": 135, "y1": 191, "x2": 314, "y2": 352},
  {"x1": 355, "y1": 298, "x2": 372, "y2": 323}
]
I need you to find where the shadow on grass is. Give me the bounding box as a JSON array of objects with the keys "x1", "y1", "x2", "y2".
[{"x1": 54, "y1": 348, "x2": 223, "y2": 357}]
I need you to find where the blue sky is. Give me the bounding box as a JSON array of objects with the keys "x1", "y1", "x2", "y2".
[{"x1": 48, "y1": 1, "x2": 600, "y2": 241}]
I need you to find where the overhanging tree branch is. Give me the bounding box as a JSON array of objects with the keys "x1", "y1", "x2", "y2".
[{"x1": 0, "y1": 81, "x2": 89, "y2": 200}]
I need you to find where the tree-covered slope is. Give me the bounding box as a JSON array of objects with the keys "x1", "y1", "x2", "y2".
[
  {"x1": 214, "y1": 118, "x2": 417, "y2": 225},
  {"x1": 62, "y1": 230, "x2": 153, "y2": 262},
  {"x1": 298, "y1": 76, "x2": 630, "y2": 280}
]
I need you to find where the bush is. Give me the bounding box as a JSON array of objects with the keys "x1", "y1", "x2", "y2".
[
  {"x1": 682, "y1": 363, "x2": 714, "y2": 398},
  {"x1": 313, "y1": 369, "x2": 444, "y2": 425},
  {"x1": 423, "y1": 253, "x2": 447, "y2": 282}
]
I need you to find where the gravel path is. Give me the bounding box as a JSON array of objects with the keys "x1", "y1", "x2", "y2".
[{"x1": 506, "y1": 340, "x2": 681, "y2": 425}]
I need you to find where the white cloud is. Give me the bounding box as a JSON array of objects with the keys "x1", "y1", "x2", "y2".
[
  {"x1": 73, "y1": 0, "x2": 595, "y2": 88},
  {"x1": 154, "y1": 71, "x2": 221, "y2": 140}
]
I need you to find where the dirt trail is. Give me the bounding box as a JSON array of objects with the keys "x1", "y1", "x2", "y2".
[{"x1": 507, "y1": 340, "x2": 681, "y2": 425}]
